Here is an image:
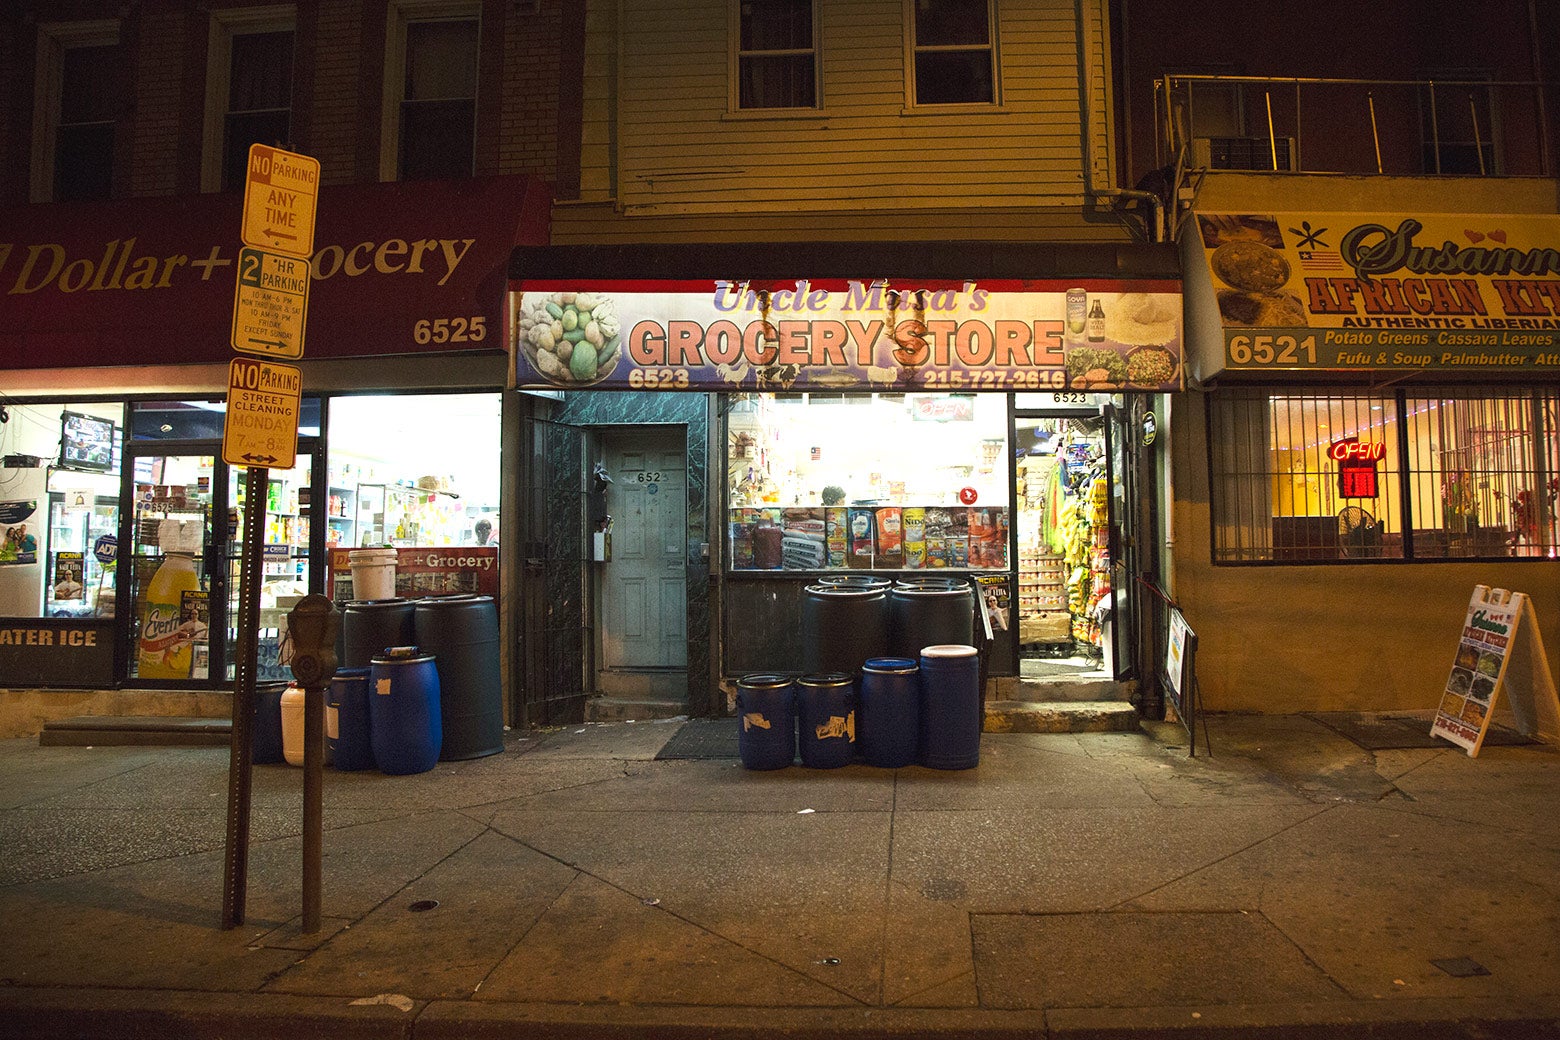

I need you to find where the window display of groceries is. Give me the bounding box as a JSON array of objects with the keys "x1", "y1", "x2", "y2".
[{"x1": 730, "y1": 506, "x2": 1007, "y2": 571}]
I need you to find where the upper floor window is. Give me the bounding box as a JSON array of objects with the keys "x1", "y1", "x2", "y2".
[
  {"x1": 32, "y1": 22, "x2": 120, "y2": 202},
  {"x1": 735, "y1": 0, "x2": 817, "y2": 109},
  {"x1": 1419, "y1": 75, "x2": 1499, "y2": 176},
  {"x1": 910, "y1": 0, "x2": 995, "y2": 106},
  {"x1": 385, "y1": 4, "x2": 479, "y2": 181},
  {"x1": 202, "y1": 10, "x2": 294, "y2": 193}
]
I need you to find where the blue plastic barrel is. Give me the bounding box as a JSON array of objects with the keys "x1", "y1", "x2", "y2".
[
  {"x1": 918, "y1": 644, "x2": 981, "y2": 770},
  {"x1": 735, "y1": 674, "x2": 796, "y2": 770},
  {"x1": 414, "y1": 595, "x2": 504, "y2": 761},
  {"x1": 327, "y1": 667, "x2": 374, "y2": 771},
  {"x1": 343, "y1": 599, "x2": 415, "y2": 668},
  {"x1": 368, "y1": 647, "x2": 442, "y2": 775},
  {"x1": 859, "y1": 657, "x2": 920, "y2": 768},
  {"x1": 253, "y1": 683, "x2": 285, "y2": 764},
  {"x1": 797, "y1": 672, "x2": 857, "y2": 769}
]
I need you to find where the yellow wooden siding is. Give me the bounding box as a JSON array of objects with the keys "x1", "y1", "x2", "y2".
[
  {"x1": 574, "y1": 0, "x2": 1116, "y2": 216},
  {"x1": 549, "y1": 201, "x2": 1137, "y2": 245}
]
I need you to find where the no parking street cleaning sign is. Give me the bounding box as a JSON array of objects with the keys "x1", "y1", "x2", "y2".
[{"x1": 222, "y1": 357, "x2": 301, "y2": 469}]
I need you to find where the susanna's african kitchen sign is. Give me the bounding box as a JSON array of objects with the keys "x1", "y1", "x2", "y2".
[
  {"x1": 509, "y1": 279, "x2": 1183, "y2": 392},
  {"x1": 1198, "y1": 212, "x2": 1560, "y2": 372}
]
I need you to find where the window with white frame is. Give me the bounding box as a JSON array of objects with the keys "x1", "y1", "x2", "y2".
[
  {"x1": 909, "y1": 0, "x2": 995, "y2": 106},
  {"x1": 735, "y1": 0, "x2": 817, "y2": 110},
  {"x1": 32, "y1": 21, "x2": 119, "y2": 203},
  {"x1": 384, "y1": 2, "x2": 479, "y2": 181},
  {"x1": 203, "y1": 8, "x2": 296, "y2": 193}
]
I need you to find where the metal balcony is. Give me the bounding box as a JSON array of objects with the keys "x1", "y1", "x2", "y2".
[{"x1": 1155, "y1": 74, "x2": 1556, "y2": 179}]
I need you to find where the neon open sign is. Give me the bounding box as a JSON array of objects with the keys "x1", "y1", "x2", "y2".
[{"x1": 1330, "y1": 437, "x2": 1383, "y2": 498}]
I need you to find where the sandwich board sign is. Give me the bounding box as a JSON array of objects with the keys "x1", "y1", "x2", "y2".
[{"x1": 1431, "y1": 585, "x2": 1560, "y2": 757}]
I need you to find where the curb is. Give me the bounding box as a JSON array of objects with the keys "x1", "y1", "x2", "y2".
[{"x1": 3, "y1": 986, "x2": 1558, "y2": 1040}]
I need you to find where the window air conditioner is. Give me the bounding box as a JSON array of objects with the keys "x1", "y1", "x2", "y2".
[{"x1": 1192, "y1": 136, "x2": 1296, "y2": 171}]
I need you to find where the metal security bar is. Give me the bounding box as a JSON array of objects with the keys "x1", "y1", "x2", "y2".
[{"x1": 1208, "y1": 388, "x2": 1559, "y2": 563}]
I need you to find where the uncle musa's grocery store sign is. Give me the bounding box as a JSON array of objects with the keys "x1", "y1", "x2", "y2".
[
  {"x1": 509, "y1": 279, "x2": 1183, "y2": 393},
  {"x1": 1197, "y1": 212, "x2": 1560, "y2": 373}
]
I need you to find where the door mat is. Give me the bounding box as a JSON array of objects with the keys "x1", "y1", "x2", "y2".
[
  {"x1": 656, "y1": 717, "x2": 741, "y2": 760},
  {"x1": 1305, "y1": 712, "x2": 1536, "y2": 751}
]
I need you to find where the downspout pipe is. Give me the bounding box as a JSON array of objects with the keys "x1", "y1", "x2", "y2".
[{"x1": 1078, "y1": 0, "x2": 1164, "y2": 243}]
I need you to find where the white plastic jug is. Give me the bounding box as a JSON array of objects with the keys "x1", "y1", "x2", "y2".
[{"x1": 281, "y1": 683, "x2": 305, "y2": 766}]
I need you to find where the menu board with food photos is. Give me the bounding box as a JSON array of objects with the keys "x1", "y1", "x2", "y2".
[{"x1": 1432, "y1": 585, "x2": 1560, "y2": 756}]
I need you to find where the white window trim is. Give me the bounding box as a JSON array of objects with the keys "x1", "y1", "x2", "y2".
[
  {"x1": 381, "y1": 0, "x2": 481, "y2": 182},
  {"x1": 728, "y1": 0, "x2": 822, "y2": 114},
  {"x1": 31, "y1": 19, "x2": 120, "y2": 203},
  {"x1": 201, "y1": 5, "x2": 297, "y2": 194},
  {"x1": 903, "y1": 0, "x2": 1000, "y2": 109}
]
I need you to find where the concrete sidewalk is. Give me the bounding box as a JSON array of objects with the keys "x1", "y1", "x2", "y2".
[{"x1": 1, "y1": 712, "x2": 1558, "y2": 1039}]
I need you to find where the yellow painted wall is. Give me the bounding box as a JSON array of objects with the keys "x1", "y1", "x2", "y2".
[{"x1": 1170, "y1": 392, "x2": 1560, "y2": 713}]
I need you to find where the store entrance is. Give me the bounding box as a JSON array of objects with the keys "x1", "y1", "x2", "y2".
[
  {"x1": 123, "y1": 443, "x2": 323, "y2": 686},
  {"x1": 1012, "y1": 406, "x2": 1133, "y2": 681}
]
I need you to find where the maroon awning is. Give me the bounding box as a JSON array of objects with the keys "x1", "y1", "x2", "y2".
[{"x1": 0, "y1": 175, "x2": 549, "y2": 369}]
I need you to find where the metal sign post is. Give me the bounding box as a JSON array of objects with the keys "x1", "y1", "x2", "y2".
[{"x1": 221, "y1": 144, "x2": 319, "y2": 931}]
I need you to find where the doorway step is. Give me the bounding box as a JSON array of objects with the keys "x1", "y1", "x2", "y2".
[
  {"x1": 39, "y1": 715, "x2": 231, "y2": 747},
  {"x1": 983, "y1": 674, "x2": 1141, "y2": 733},
  {"x1": 584, "y1": 695, "x2": 688, "y2": 723}
]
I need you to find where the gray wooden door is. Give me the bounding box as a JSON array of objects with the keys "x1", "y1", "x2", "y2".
[{"x1": 600, "y1": 429, "x2": 687, "y2": 682}]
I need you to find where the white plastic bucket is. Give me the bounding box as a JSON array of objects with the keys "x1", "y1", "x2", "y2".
[{"x1": 350, "y1": 548, "x2": 398, "y2": 601}]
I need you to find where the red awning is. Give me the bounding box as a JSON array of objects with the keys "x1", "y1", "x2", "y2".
[{"x1": 0, "y1": 175, "x2": 550, "y2": 369}]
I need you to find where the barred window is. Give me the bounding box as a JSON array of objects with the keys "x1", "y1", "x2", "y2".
[{"x1": 1209, "y1": 388, "x2": 1559, "y2": 563}]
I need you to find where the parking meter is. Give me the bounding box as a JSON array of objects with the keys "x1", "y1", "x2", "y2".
[{"x1": 287, "y1": 594, "x2": 339, "y2": 688}]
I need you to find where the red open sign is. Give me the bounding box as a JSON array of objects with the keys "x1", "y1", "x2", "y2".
[
  {"x1": 1331, "y1": 437, "x2": 1382, "y2": 499},
  {"x1": 1329, "y1": 438, "x2": 1385, "y2": 462}
]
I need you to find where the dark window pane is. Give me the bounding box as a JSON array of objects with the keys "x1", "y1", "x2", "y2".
[
  {"x1": 914, "y1": 0, "x2": 989, "y2": 47},
  {"x1": 54, "y1": 123, "x2": 113, "y2": 201},
  {"x1": 222, "y1": 109, "x2": 291, "y2": 192},
  {"x1": 916, "y1": 50, "x2": 993, "y2": 104},
  {"x1": 741, "y1": 0, "x2": 812, "y2": 51},
  {"x1": 739, "y1": 55, "x2": 816, "y2": 109},
  {"x1": 401, "y1": 99, "x2": 475, "y2": 180},
  {"x1": 230, "y1": 31, "x2": 293, "y2": 111},
  {"x1": 405, "y1": 20, "x2": 478, "y2": 100},
  {"x1": 60, "y1": 45, "x2": 116, "y2": 122}
]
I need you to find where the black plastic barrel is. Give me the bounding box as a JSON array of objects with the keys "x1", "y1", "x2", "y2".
[
  {"x1": 414, "y1": 595, "x2": 504, "y2": 761},
  {"x1": 802, "y1": 583, "x2": 889, "y2": 677},
  {"x1": 888, "y1": 580, "x2": 975, "y2": 660},
  {"x1": 918, "y1": 644, "x2": 981, "y2": 770},
  {"x1": 342, "y1": 599, "x2": 415, "y2": 668},
  {"x1": 859, "y1": 657, "x2": 920, "y2": 768},
  {"x1": 735, "y1": 673, "x2": 796, "y2": 770},
  {"x1": 253, "y1": 683, "x2": 286, "y2": 764},
  {"x1": 797, "y1": 672, "x2": 857, "y2": 769}
]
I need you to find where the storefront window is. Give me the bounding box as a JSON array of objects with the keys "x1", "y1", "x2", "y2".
[
  {"x1": 726, "y1": 392, "x2": 1008, "y2": 571},
  {"x1": 1209, "y1": 388, "x2": 1559, "y2": 562},
  {"x1": 0, "y1": 403, "x2": 124, "y2": 619},
  {"x1": 325, "y1": 393, "x2": 501, "y2": 602}
]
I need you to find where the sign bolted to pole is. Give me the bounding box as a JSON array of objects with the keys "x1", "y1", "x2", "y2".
[
  {"x1": 241, "y1": 144, "x2": 320, "y2": 257},
  {"x1": 222, "y1": 357, "x2": 301, "y2": 470},
  {"x1": 231, "y1": 247, "x2": 309, "y2": 359}
]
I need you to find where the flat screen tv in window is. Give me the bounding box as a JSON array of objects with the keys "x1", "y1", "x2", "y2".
[{"x1": 59, "y1": 412, "x2": 116, "y2": 473}]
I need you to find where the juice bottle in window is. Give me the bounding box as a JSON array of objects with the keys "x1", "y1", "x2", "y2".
[{"x1": 137, "y1": 520, "x2": 202, "y2": 679}]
